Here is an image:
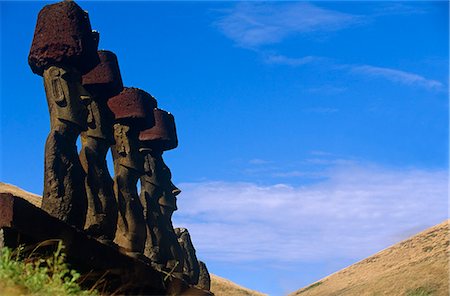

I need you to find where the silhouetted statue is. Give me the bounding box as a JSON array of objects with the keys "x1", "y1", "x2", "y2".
[
  {"x1": 175, "y1": 227, "x2": 200, "y2": 285},
  {"x1": 197, "y1": 261, "x2": 211, "y2": 291},
  {"x1": 108, "y1": 87, "x2": 155, "y2": 258},
  {"x1": 139, "y1": 108, "x2": 184, "y2": 276},
  {"x1": 28, "y1": 0, "x2": 99, "y2": 228},
  {"x1": 80, "y1": 50, "x2": 123, "y2": 243}
]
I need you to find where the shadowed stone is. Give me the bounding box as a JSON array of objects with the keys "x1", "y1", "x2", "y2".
[
  {"x1": 80, "y1": 50, "x2": 123, "y2": 243},
  {"x1": 140, "y1": 150, "x2": 184, "y2": 276},
  {"x1": 40, "y1": 65, "x2": 90, "y2": 228},
  {"x1": 197, "y1": 261, "x2": 211, "y2": 291},
  {"x1": 82, "y1": 50, "x2": 123, "y2": 99},
  {"x1": 28, "y1": 0, "x2": 100, "y2": 229},
  {"x1": 175, "y1": 227, "x2": 200, "y2": 285},
  {"x1": 109, "y1": 88, "x2": 156, "y2": 257},
  {"x1": 107, "y1": 87, "x2": 156, "y2": 127},
  {"x1": 139, "y1": 108, "x2": 178, "y2": 151},
  {"x1": 139, "y1": 109, "x2": 184, "y2": 276},
  {"x1": 28, "y1": 1, "x2": 99, "y2": 76}
]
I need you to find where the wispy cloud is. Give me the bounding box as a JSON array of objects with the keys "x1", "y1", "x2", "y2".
[
  {"x1": 262, "y1": 54, "x2": 321, "y2": 66},
  {"x1": 174, "y1": 164, "x2": 447, "y2": 263},
  {"x1": 351, "y1": 65, "x2": 444, "y2": 90},
  {"x1": 248, "y1": 158, "x2": 272, "y2": 165},
  {"x1": 215, "y1": 2, "x2": 362, "y2": 48}
]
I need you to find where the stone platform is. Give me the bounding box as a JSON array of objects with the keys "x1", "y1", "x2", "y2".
[{"x1": 0, "y1": 192, "x2": 212, "y2": 296}]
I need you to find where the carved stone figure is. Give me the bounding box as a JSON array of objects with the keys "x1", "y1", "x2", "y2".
[
  {"x1": 139, "y1": 109, "x2": 184, "y2": 275},
  {"x1": 197, "y1": 261, "x2": 211, "y2": 291},
  {"x1": 108, "y1": 87, "x2": 156, "y2": 257},
  {"x1": 174, "y1": 227, "x2": 200, "y2": 285},
  {"x1": 28, "y1": 1, "x2": 99, "y2": 228},
  {"x1": 80, "y1": 50, "x2": 123, "y2": 242}
]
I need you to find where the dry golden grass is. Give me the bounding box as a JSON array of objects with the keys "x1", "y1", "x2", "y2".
[
  {"x1": 290, "y1": 220, "x2": 449, "y2": 296},
  {"x1": 210, "y1": 274, "x2": 267, "y2": 296},
  {"x1": 0, "y1": 182, "x2": 42, "y2": 207}
]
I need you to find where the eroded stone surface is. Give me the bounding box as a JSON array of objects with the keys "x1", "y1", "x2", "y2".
[
  {"x1": 198, "y1": 261, "x2": 211, "y2": 291},
  {"x1": 82, "y1": 50, "x2": 123, "y2": 99},
  {"x1": 28, "y1": 1, "x2": 99, "y2": 76},
  {"x1": 41, "y1": 65, "x2": 88, "y2": 228},
  {"x1": 80, "y1": 50, "x2": 123, "y2": 242},
  {"x1": 175, "y1": 227, "x2": 200, "y2": 285},
  {"x1": 140, "y1": 150, "x2": 184, "y2": 276},
  {"x1": 139, "y1": 108, "x2": 178, "y2": 151},
  {"x1": 107, "y1": 87, "x2": 157, "y2": 128}
]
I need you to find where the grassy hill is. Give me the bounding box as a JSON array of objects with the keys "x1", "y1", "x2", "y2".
[
  {"x1": 290, "y1": 220, "x2": 449, "y2": 296},
  {"x1": 210, "y1": 274, "x2": 267, "y2": 296}
]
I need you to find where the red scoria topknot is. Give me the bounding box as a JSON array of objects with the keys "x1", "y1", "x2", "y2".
[
  {"x1": 139, "y1": 109, "x2": 178, "y2": 151},
  {"x1": 28, "y1": 0, "x2": 99, "y2": 76}
]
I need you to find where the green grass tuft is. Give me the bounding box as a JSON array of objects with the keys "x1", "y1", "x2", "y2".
[
  {"x1": 0, "y1": 241, "x2": 97, "y2": 295},
  {"x1": 406, "y1": 286, "x2": 435, "y2": 296},
  {"x1": 302, "y1": 281, "x2": 323, "y2": 292}
]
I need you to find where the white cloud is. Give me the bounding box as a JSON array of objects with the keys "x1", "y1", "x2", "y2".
[
  {"x1": 262, "y1": 54, "x2": 321, "y2": 66},
  {"x1": 352, "y1": 65, "x2": 444, "y2": 90},
  {"x1": 248, "y1": 158, "x2": 272, "y2": 165},
  {"x1": 215, "y1": 2, "x2": 362, "y2": 48},
  {"x1": 173, "y1": 164, "x2": 448, "y2": 264}
]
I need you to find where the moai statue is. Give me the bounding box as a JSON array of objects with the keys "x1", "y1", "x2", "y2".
[
  {"x1": 28, "y1": 1, "x2": 99, "y2": 228},
  {"x1": 80, "y1": 50, "x2": 123, "y2": 243},
  {"x1": 139, "y1": 108, "x2": 185, "y2": 276},
  {"x1": 197, "y1": 261, "x2": 211, "y2": 291},
  {"x1": 107, "y1": 87, "x2": 156, "y2": 258},
  {"x1": 174, "y1": 227, "x2": 200, "y2": 285}
]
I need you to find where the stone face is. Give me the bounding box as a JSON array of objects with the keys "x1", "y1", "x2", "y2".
[
  {"x1": 82, "y1": 50, "x2": 123, "y2": 99},
  {"x1": 79, "y1": 50, "x2": 123, "y2": 241},
  {"x1": 197, "y1": 261, "x2": 211, "y2": 291},
  {"x1": 111, "y1": 122, "x2": 147, "y2": 254},
  {"x1": 139, "y1": 108, "x2": 178, "y2": 151},
  {"x1": 43, "y1": 65, "x2": 89, "y2": 131},
  {"x1": 41, "y1": 65, "x2": 88, "y2": 228},
  {"x1": 28, "y1": 1, "x2": 99, "y2": 76},
  {"x1": 175, "y1": 227, "x2": 200, "y2": 285},
  {"x1": 140, "y1": 150, "x2": 184, "y2": 277},
  {"x1": 107, "y1": 87, "x2": 157, "y2": 128}
]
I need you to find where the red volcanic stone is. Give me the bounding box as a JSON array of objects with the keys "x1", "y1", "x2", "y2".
[
  {"x1": 139, "y1": 108, "x2": 178, "y2": 151},
  {"x1": 28, "y1": 1, "x2": 99, "y2": 76},
  {"x1": 82, "y1": 50, "x2": 123, "y2": 99},
  {"x1": 107, "y1": 87, "x2": 157, "y2": 128}
]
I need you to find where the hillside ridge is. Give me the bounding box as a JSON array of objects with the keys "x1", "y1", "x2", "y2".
[{"x1": 290, "y1": 219, "x2": 449, "y2": 296}]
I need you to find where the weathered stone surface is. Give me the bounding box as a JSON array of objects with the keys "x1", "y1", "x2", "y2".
[
  {"x1": 43, "y1": 65, "x2": 89, "y2": 131},
  {"x1": 140, "y1": 150, "x2": 184, "y2": 276},
  {"x1": 109, "y1": 89, "x2": 158, "y2": 255},
  {"x1": 175, "y1": 227, "x2": 200, "y2": 285},
  {"x1": 28, "y1": 1, "x2": 99, "y2": 76},
  {"x1": 41, "y1": 65, "x2": 88, "y2": 228},
  {"x1": 111, "y1": 123, "x2": 146, "y2": 255},
  {"x1": 79, "y1": 50, "x2": 122, "y2": 242},
  {"x1": 107, "y1": 87, "x2": 157, "y2": 128},
  {"x1": 82, "y1": 50, "x2": 123, "y2": 99},
  {"x1": 80, "y1": 134, "x2": 117, "y2": 242},
  {"x1": 139, "y1": 108, "x2": 178, "y2": 151},
  {"x1": 198, "y1": 261, "x2": 211, "y2": 291},
  {"x1": 0, "y1": 193, "x2": 213, "y2": 296}
]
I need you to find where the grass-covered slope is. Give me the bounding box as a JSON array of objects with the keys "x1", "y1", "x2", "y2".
[
  {"x1": 290, "y1": 220, "x2": 449, "y2": 296},
  {"x1": 210, "y1": 274, "x2": 267, "y2": 296}
]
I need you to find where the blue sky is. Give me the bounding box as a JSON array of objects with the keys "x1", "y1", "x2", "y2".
[{"x1": 0, "y1": 1, "x2": 448, "y2": 295}]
